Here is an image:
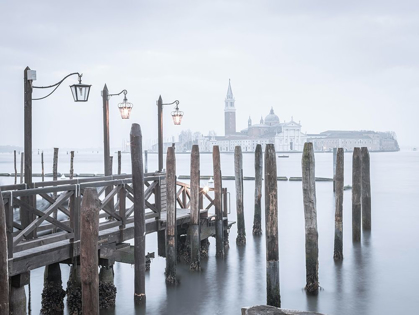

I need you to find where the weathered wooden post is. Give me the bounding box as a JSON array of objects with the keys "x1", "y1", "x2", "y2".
[
  {"x1": 302, "y1": 142, "x2": 319, "y2": 293},
  {"x1": 0, "y1": 189, "x2": 9, "y2": 314},
  {"x1": 41, "y1": 263, "x2": 65, "y2": 314},
  {"x1": 41, "y1": 151, "x2": 44, "y2": 182},
  {"x1": 14, "y1": 150, "x2": 17, "y2": 184},
  {"x1": 80, "y1": 188, "x2": 99, "y2": 315},
  {"x1": 109, "y1": 156, "x2": 113, "y2": 175},
  {"x1": 70, "y1": 151, "x2": 75, "y2": 180},
  {"x1": 213, "y1": 145, "x2": 224, "y2": 258},
  {"x1": 53, "y1": 148, "x2": 59, "y2": 181},
  {"x1": 253, "y1": 144, "x2": 263, "y2": 235},
  {"x1": 222, "y1": 187, "x2": 229, "y2": 248},
  {"x1": 166, "y1": 147, "x2": 177, "y2": 283},
  {"x1": 144, "y1": 150, "x2": 148, "y2": 173},
  {"x1": 190, "y1": 145, "x2": 201, "y2": 270},
  {"x1": 333, "y1": 148, "x2": 344, "y2": 260},
  {"x1": 333, "y1": 147, "x2": 337, "y2": 192},
  {"x1": 352, "y1": 147, "x2": 362, "y2": 242},
  {"x1": 235, "y1": 146, "x2": 246, "y2": 245},
  {"x1": 264, "y1": 144, "x2": 280, "y2": 307},
  {"x1": 118, "y1": 151, "x2": 122, "y2": 175},
  {"x1": 130, "y1": 123, "x2": 146, "y2": 303},
  {"x1": 20, "y1": 152, "x2": 24, "y2": 184},
  {"x1": 361, "y1": 147, "x2": 371, "y2": 230}
]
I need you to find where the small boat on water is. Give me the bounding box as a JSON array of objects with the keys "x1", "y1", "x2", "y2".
[{"x1": 278, "y1": 155, "x2": 289, "y2": 158}]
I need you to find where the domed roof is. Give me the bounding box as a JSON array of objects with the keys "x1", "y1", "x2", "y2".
[{"x1": 265, "y1": 107, "x2": 280, "y2": 126}]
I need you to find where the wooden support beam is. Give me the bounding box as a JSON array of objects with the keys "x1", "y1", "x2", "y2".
[
  {"x1": 352, "y1": 147, "x2": 362, "y2": 242},
  {"x1": 165, "y1": 147, "x2": 177, "y2": 283},
  {"x1": 264, "y1": 144, "x2": 281, "y2": 307},
  {"x1": 253, "y1": 144, "x2": 263, "y2": 235},
  {"x1": 189, "y1": 145, "x2": 200, "y2": 271},
  {"x1": 235, "y1": 146, "x2": 246, "y2": 245},
  {"x1": 80, "y1": 188, "x2": 100, "y2": 315},
  {"x1": 0, "y1": 188, "x2": 9, "y2": 314},
  {"x1": 361, "y1": 147, "x2": 371, "y2": 230},
  {"x1": 213, "y1": 145, "x2": 224, "y2": 258},
  {"x1": 302, "y1": 142, "x2": 319, "y2": 293},
  {"x1": 334, "y1": 148, "x2": 344, "y2": 260},
  {"x1": 70, "y1": 151, "x2": 75, "y2": 180},
  {"x1": 130, "y1": 123, "x2": 146, "y2": 303}
]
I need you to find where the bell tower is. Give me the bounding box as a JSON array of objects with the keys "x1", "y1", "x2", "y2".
[{"x1": 224, "y1": 79, "x2": 236, "y2": 136}]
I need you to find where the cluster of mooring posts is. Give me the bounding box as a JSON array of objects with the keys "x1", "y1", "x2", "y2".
[
  {"x1": 0, "y1": 123, "x2": 234, "y2": 314},
  {"x1": 0, "y1": 133, "x2": 373, "y2": 313}
]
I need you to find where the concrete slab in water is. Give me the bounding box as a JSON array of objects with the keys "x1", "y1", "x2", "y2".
[{"x1": 242, "y1": 305, "x2": 326, "y2": 315}]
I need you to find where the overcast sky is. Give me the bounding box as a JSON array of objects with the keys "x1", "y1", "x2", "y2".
[{"x1": 1, "y1": 0, "x2": 418, "y2": 150}]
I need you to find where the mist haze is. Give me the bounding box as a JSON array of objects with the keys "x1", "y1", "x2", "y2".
[{"x1": 1, "y1": 0, "x2": 418, "y2": 149}]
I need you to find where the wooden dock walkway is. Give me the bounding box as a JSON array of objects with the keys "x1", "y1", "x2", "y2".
[{"x1": 0, "y1": 173, "x2": 230, "y2": 277}]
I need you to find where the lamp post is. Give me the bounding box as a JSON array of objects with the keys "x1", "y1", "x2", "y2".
[
  {"x1": 23, "y1": 66, "x2": 91, "y2": 230},
  {"x1": 101, "y1": 85, "x2": 133, "y2": 177},
  {"x1": 24, "y1": 67, "x2": 91, "y2": 187},
  {"x1": 157, "y1": 96, "x2": 183, "y2": 172}
]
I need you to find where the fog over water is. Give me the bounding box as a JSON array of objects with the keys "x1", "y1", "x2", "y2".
[{"x1": 0, "y1": 150, "x2": 418, "y2": 314}]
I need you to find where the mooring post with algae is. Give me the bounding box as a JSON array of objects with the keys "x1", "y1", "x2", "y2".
[
  {"x1": 166, "y1": 147, "x2": 178, "y2": 283},
  {"x1": 302, "y1": 142, "x2": 319, "y2": 293},
  {"x1": 213, "y1": 145, "x2": 224, "y2": 258},
  {"x1": 253, "y1": 144, "x2": 263, "y2": 235},
  {"x1": 264, "y1": 144, "x2": 281, "y2": 307},
  {"x1": 333, "y1": 148, "x2": 344, "y2": 260},
  {"x1": 235, "y1": 146, "x2": 246, "y2": 245},
  {"x1": 189, "y1": 145, "x2": 201, "y2": 270},
  {"x1": 361, "y1": 147, "x2": 371, "y2": 230},
  {"x1": 130, "y1": 123, "x2": 146, "y2": 303},
  {"x1": 80, "y1": 188, "x2": 100, "y2": 315},
  {"x1": 0, "y1": 189, "x2": 10, "y2": 315},
  {"x1": 352, "y1": 147, "x2": 362, "y2": 242}
]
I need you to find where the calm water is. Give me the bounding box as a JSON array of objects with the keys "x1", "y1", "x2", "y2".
[{"x1": 1, "y1": 150, "x2": 418, "y2": 315}]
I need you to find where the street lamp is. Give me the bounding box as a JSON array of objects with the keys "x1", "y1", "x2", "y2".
[
  {"x1": 157, "y1": 96, "x2": 184, "y2": 172},
  {"x1": 23, "y1": 66, "x2": 91, "y2": 235},
  {"x1": 101, "y1": 85, "x2": 133, "y2": 178},
  {"x1": 25, "y1": 67, "x2": 92, "y2": 187}
]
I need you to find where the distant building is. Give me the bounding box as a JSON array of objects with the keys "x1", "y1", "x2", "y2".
[
  {"x1": 197, "y1": 80, "x2": 307, "y2": 152},
  {"x1": 308, "y1": 130, "x2": 399, "y2": 152}
]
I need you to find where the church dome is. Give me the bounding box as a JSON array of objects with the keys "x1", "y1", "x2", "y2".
[{"x1": 264, "y1": 107, "x2": 280, "y2": 126}]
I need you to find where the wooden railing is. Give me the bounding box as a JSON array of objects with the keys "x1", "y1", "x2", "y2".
[{"x1": 0, "y1": 173, "x2": 166, "y2": 259}]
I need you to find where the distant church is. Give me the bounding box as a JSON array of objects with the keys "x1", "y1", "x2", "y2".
[{"x1": 198, "y1": 80, "x2": 307, "y2": 152}]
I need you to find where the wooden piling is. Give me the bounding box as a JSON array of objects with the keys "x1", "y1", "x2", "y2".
[
  {"x1": 166, "y1": 147, "x2": 178, "y2": 283},
  {"x1": 144, "y1": 150, "x2": 148, "y2": 173},
  {"x1": 190, "y1": 145, "x2": 201, "y2": 270},
  {"x1": 235, "y1": 146, "x2": 246, "y2": 245},
  {"x1": 130, "y1": 123, "x2": 146, "y2": 303},
  {"x1": 333, "y1": 148, "x2": 337, "y2": 192},
  {"x1": 41, "y1": 263, "x2": 65, "y2": 314},
  {"x1": 41, "y1": 151, "x2": 44, "y2": 182},
  {"x1": 14, "y1": 150, "x2": 17, "y2": 185},
  {"x1": 213, "y1": 145, "x2": 224, "y2": 258},
  {"x1": 302, "y1": 142, "x2": 319, "y2": 293},
  {"x1": 118, "y1": 151, "x2": 122, "y2": 175},
  {"x1": 253, "y1": 144, "x2": 263, "y2": 235},
  {"x1": 20, "y1": 152, "x2": 24, "y2": 184},
  {"x1": 53, "y1": 148, "x2": 59, "y2": 181},
  {"x1": 352, "y1": 147, "x2": 362, "y2": 242},
  {"x1": 0, "y1": 189, "x2": 9, "y2": 314},
  {"x1": 333, "y1": 148, "x2": 344, "y2": 260},
  {"x1": 70, "y1": 151, "x2": 74, "y2": 180},
  {"x1": 109, "y1": 156, "x2": 113, "y2": 175},
  {"x1": 361, "y1": 147, "x2": 371, "y2": 230},
  {"x1": 80, "y1": 188, "x2": 100, "y2": 315},
  {"x1": 264, "y1": 144, "x2": 280, "y2": 307}
]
